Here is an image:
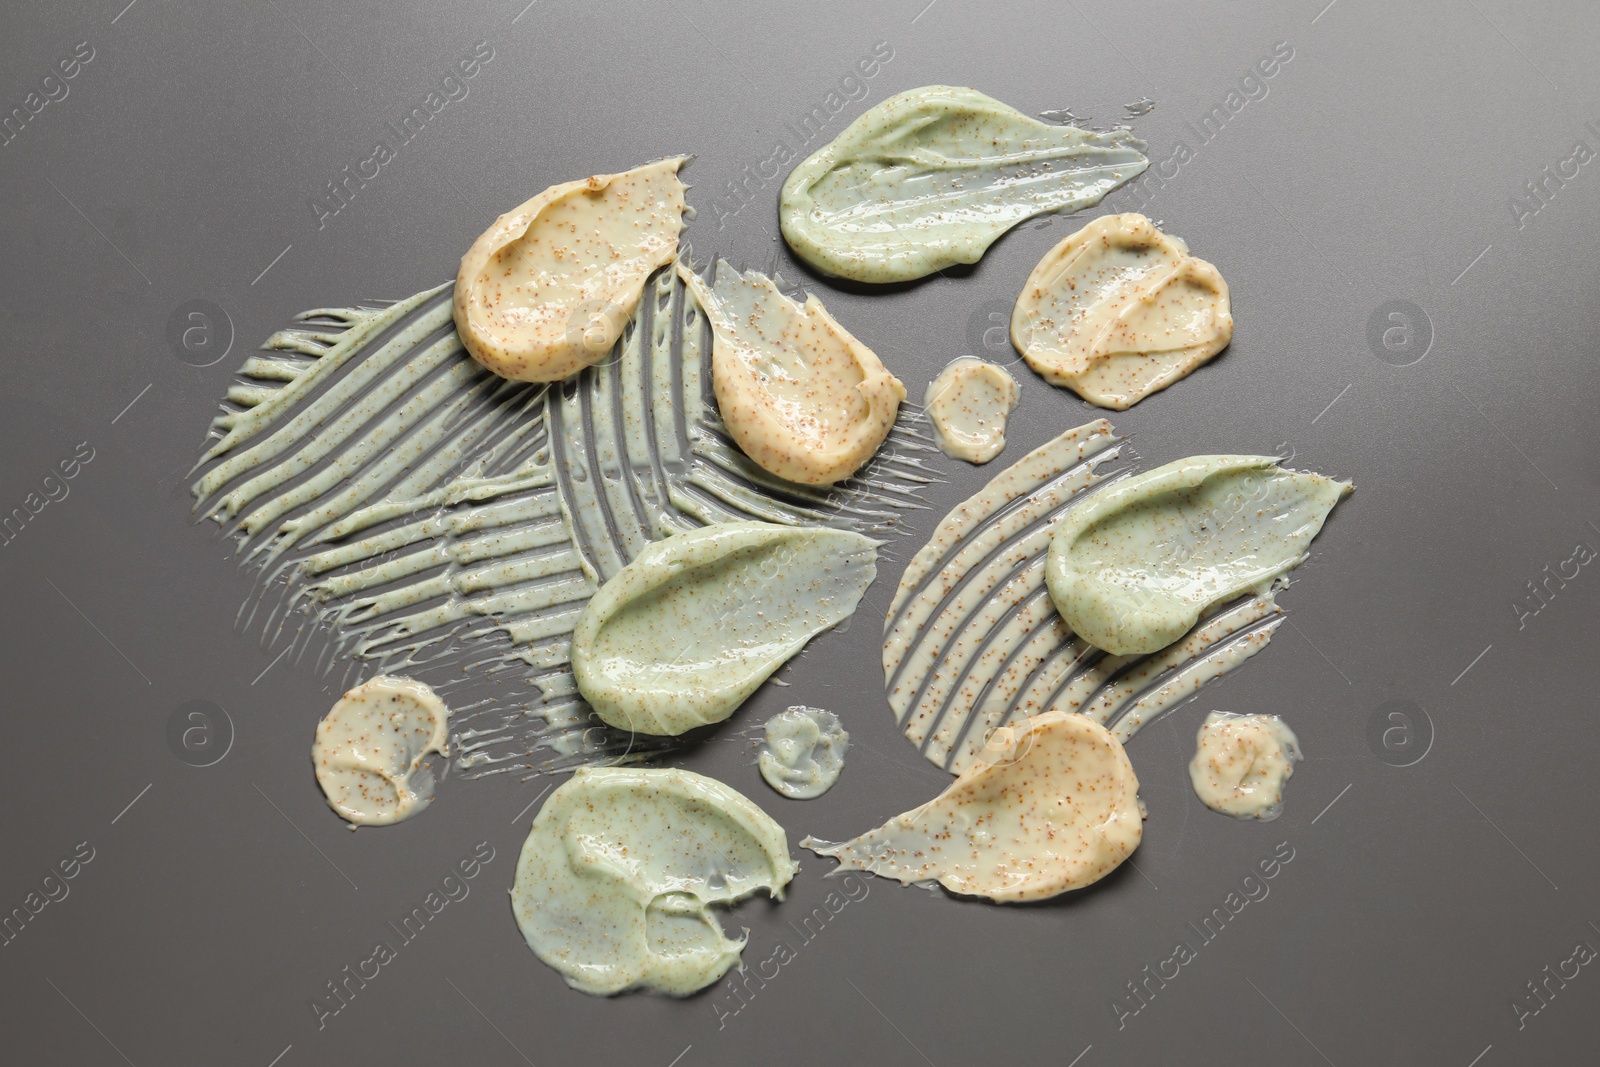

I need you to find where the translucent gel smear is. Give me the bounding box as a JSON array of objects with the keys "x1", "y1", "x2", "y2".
[
  {"x1": 511, "y1": 767, "x2": 796, "y2": 996},
  {"x1": 679, "y1": 261, "x2": 905, "y2": 486},
  {"x1": 758, "y1": 706, "x2": 848, "y2": 799},
  {"x1": 570, "y1": 521, "x2": 878, "y2": 736},
  {"x1": 1188, "y1": 711, "x2": 1301, "y2": 821},
  {"x1": 780, "y1": 85, "x2": 1149, "y2": 283},
  {"x1": 884, "y1": 421, "x2": 1284, "y2": 775},
  {"x1": 312, "y1": 676, "x2": 449, "y2": 827},
  {"x1": 804, "y1": 711, "x2": 1141, "y2": 902},
  {"x1": 1012, "y1": 213, "x2": 1232, "y2": 410},
  {"x1": 1046, "y1": 455, "x2": 1352, "y2": 655},
  {"x1": 923, "y1": 357, "x2": 1019, "y2": 464},
  {"x1": 454, "y1": 157, "x2": 687, "y2": 382}
]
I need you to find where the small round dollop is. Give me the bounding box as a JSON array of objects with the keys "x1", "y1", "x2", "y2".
[
  {"x1": 923, "y1": 356, "x2": 1020, "y2": 464},
  {"x1": 758, "y1": 706, "x2": 849, "y2": 799},
  {"x1": 1188, "y1": 711, "x2": 1302, "y2": 821},
  {"x1": 312, "y1": 676, "x2": 449, "y2": 827}
]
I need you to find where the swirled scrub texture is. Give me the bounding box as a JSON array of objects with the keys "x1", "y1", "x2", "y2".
[
  {"x1": 779, "y1": 85, "x2": 1149, "y2": 282},
  {"x1": 1012, "y1": 214, "x2": 1233, "y2": 410},
  {"x1": 1189, "y1": 711, "x2": 1301, "y2": 821},
  {"x1": 312, "y1": 676, "x2": 449, "y2": 827},
  {"x1": 1046, "y1": 455, "x2": 1351, "y2": 655},
  {"x1": 511, "y1": 767, "x2": 796, "y2": 996},
  {"x1": 679, "y1": 262, "x2": 905, "y2": 486},
  {"x1": 454, "y1": 157, "x2": 687, "y2": 382},
  {"x1": 803, "y1": 711, "x2": 1141, "y2": 902},
  {"x1": 759, "y1": 706, "x2": 848, "y2": 799},
  {"x1": 571, "y1": 521, "x2": 879, "y2": 736},
  {"x1": 923, "y1": 357, "x2": 1019, "y2": 463}
]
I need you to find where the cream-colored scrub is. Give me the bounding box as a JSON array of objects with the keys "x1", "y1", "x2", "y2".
[
  {"x1": 571, "y1": 521, "x2": 878, "y2": 736},
  {"x1": 884, "y1": 422, "x2": 1285, "y2": 775},
  {"x1": 191, "y1": 269, "x2": 935, "y2": 775},
  {"x1": 780, "y1": 86, "x2": 1148, "y2": 283},
  {"x1": 1012, "y1": 214, "x2": 1233, "y2": 410},
  {"x1": 1047, "y1": 455, "x2": 1351, "y2": 656},
  {"x1": 312, "y1": 676, "x2": 449, "y2": 826},
  {"x1": 758, "y1": 706, "x2": 848, "y2": 799},
  {"x1": 511, "y1": 767, "x2": 796, "y2": 996},
  {"x1": 923, "y1": 357, "x2": 1019, "y2": 464},
  {"x1": 1189, "y1": 711, "x2": 1302, "y2": 821},
  {"x1": 804, "y1": 711, "x2": 1141, "y2": 901},
  {"x1": 678, "y1": 261, "x2": 905, "y2": 486},
  {"x1": 454, "y1": 157, "x2": 687, "y2": 382}
]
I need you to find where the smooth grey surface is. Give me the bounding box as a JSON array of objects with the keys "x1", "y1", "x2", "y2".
[{"x1": 1, "y1": 1, "x2": 1597, "y2": 1064}]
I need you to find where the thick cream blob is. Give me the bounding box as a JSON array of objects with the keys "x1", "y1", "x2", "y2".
[
  {"x1": 804, "y1": 711, "x2": 1142, "y2": 902},
  {"x1": 311, "y1": 676, "x2": 449, "y2": 827},
  {"x1": 780, "y1": 86, "x2": 1148, "y2": 282},
  {"x1": 923, "y1": 357, "x2": 1020, "y2": 463},
  {"x1": 454, "y1": 157, "x2": 687, "y2": 382},
  {"x1": 511, "y1": 767, "x2": 796, "y2": 996},
  {"x1": 1188, "y1": 711, "x2": 1302, "y2": 821},
  {"x1": 758, "y1": 706, "x2": 848, "y2": 799},
  {"x1": 1012, "y1": 214, "x2": 1232, "y2": 410},
  {"x1": 680, "y1": 261, "x2": 905, "y2": 486},
  {"x1": 570, "y1": 521, "x2": 878, "y2": 736},
  {"x1": 1046, "y1": 455, "x2": 1351, "y2": 655}
]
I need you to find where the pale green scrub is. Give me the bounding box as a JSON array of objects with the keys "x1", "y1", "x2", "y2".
[
  {"x1": 571, "y1": 521, "x2": 878, "y2": 736},
  {"x1": 1046, "y1": 456, "x2": 1351, "y2": 655},
  {"x1": 511, "y1": 767, "x2": 796, "y2": 996},
  {"x1": 758, "y1": 706, "x2": 848, "y2": 799},
  {"x1": 779, "y1": 85, "x2": 1149, "y2": 283}
]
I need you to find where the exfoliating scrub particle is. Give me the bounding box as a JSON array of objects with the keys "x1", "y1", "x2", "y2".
[
  {"x1": 922, "y1": 356, "x2": 1020, "y2": 463},
  {"x1": 1189, "y1": 711, "x2": 1302, "y2": 820},
  {"x1": 312, "y1": 675, "x2": 449, "y2": 827},
  {"x1": 758, "y1": 706, "x2": 848, "y2": 799},
  {"x1": 680, "y1": 261, "x2": 905, "y2": 486},
  {"x1": 803, "y1": 711, "x2": 1142, "y2": 902},
  {"x1": 1045, "y1": 455, "x2": 1352, "y2": 655},
  {"x1": 570, "y1": 521, "x2": 879, "y2": 736},
  {"x1": 1012, "y1": 213, "x2": 1233, "y2": 410},
  {"x1": 780, "y1": 85, "x2": 1148, "y2": 283},
  {"x1": 511, "y1": 767, "x2": 796, "y2": 996},
  {"x1": 454, "y1": 157, "x2": 687, "y2": 382}
]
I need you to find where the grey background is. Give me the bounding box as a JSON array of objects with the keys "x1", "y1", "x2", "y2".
[{"x1": 1, "y1": 0, "x2": 1595, "y2": 1064}]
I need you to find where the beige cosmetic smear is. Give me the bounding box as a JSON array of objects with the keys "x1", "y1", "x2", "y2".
[
  {"x1": 312, "y1": 676, "x2": 449, "y2": 827},
  {"x1": 923, "y1": 357, "x2": 1020, "y2": 464},
  {"x1": 1189, "y1": 711, "x2": 1302, "y2": 820},
  {"x1": 804, "y1": 711, "x2": 1141, "y2": 901},
  {"x1": 1012, "y1": 213, "x2": 1232, "y2": 409},
  {"x1": 454, "y1": 157, "x2": 687, "y2": 382},
  {"x1": 679, "y1": 261, "x2": 905, "y2": 486}
]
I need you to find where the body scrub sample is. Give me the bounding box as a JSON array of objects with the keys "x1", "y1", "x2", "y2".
[
  {"x1": 1012, "y1": 214, "x2": 1233, "y2": 410},
  {"x1": 454, "y1": 157, "x2": 687, "y2": 382},
  {"x1": 511, "y1": 767, "x2": 796, "y2": 996},
  {"x1": 923, "y1": 357, "x2": 1020, "y2": 463},
  {"x1": 758, "y1": 706, "x2": 848, "y2": 799},
  {"x1": 312, "y1": 676, "x2": 450, "y2": 827},
  {"x1": 1046, "y1": 455, "x2": 1351, "y2": 655},
  {"x1": 1188, "y1": 711, "x2": 1302, "y2": 820},
  {"x1": 780, "y1": 86, "x2": 1149, "y2": 283},
  {"x1": 680, "y1": 261, "x2": 905, "y2": 486},
  {"x1": 804, "y1": 711, "x2": 1141, "y2": 902},
  {"x1": 571, "y1": 521, "x2": 878, "y2": 736}
]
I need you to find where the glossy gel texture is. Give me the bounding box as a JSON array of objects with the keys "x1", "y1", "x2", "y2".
[
  {"x1": 571, "y1": 521, "x2": 878, "y2": 736},
  {"x1": 1046, "y1": 455, "x2": 1351, "y2": 655},
  {"x1": 780, "y1": 86, "x2": 1148, "y2": 282},
  {"x1": 312, "y1": 676, "x2": 449, "y2": 826},
  {"x1": 511, "y1": 767, "x2": 796, "y2": 996},
  {"x1": 758, "y1": 706, "x2": 848, "y2": 799}
]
